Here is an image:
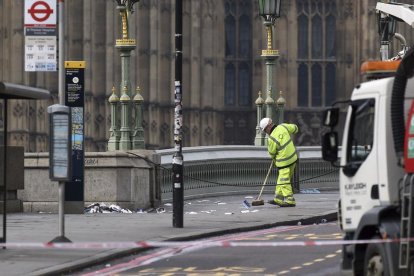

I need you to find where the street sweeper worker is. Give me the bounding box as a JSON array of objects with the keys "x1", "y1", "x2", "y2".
[{"x1": 260, "y1": 117, "x2": 299, "y2": 207}]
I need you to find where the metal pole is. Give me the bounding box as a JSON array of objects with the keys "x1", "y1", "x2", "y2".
[
  {"x1": 3, "y1": 100, "x2": 7, "y2": 243},
  {"x1": 58, "y1": 0, "x2": 66, "y2": 240},
  {"x1": 172, "y1": 0, "x2": 183, "y2": 228},
  {"x1": 58, "y1": 181, "x2": 65, "y2": 237},
  {"x1": 59, "y1": 0, "x2": 65, "y2": 106}
]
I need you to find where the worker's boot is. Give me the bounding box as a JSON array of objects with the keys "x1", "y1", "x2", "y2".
[
  {"x1": 268, "y1": 195, "x2": 285, "y2": 206},
  {"x1": 283, "y1": 196, "x2": 296, "y2": 207}
]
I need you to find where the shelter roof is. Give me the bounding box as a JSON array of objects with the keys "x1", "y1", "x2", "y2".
[{"x1": 0, "y1": 82, "x2": 50, "y2": 100}]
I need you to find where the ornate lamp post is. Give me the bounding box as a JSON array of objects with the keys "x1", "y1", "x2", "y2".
[
  {"x1": 258, "y1": 0, "x2": 282, "y2": 133},
  {"x1": 108, "y1": 0, "x2": 144, "y2": 150}
]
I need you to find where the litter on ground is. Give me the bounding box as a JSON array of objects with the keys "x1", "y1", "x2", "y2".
[{"x1": 84, "y1": 203, "x2": 132, "y2": 214}]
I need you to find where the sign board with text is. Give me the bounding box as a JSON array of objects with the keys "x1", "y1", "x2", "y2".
[
  {"x1": 24, "y1": 35, "x2": 56, "y2": 71},
  {"x1": 64, "y1": 61, "x2": 85, "y2": 203},
  {"x1": 24, "y1": 0, "x2": 57, "y2": 72}
]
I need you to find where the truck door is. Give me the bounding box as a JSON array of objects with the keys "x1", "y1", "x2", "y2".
[{"x1": 340, "y1": 98, "x2": 378, "y2": 231}]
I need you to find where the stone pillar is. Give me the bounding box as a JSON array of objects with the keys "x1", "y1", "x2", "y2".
[
  {"x1": 276, "y1": 91, "x2": 286, "y2": 125},
  {"x1": 254, "y1": 91, "x2": 265, "y2": 146},
  {"x1": 119, "y1": 86, "x2": 131, "y2": 150},
  {"x1": 132, "y1": 86, "x2": 145, "y2": 149},
  {"x1": 108, "y1": 86, "x2": 120, "y2": 151}
]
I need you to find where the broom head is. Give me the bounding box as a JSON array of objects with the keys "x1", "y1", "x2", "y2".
[{"x1": 251, "y1": 198, "x2": 264, "y2": 206}]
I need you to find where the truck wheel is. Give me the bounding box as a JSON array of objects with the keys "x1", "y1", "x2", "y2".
[{"x1": 363, "y1": 237, "x2": 390, "y2": 276}]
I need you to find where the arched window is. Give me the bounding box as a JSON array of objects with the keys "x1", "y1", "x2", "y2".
[
  {"x1": 298, "y1": 15, "x2": 308, "y2": 59},
  {"x1": 239, "y1": 63, "x2": 250, "y2": 106},
  {"x1": 225, "y1": 15, "x2": 236, "y2": 57},
  {"x1": 326, "y1": 63, "x2": 336, "y2": 105},
  {"x1": 312, "y1": 15, "x2": 322, "y2": 59},
  {"x1": 297, "y1": 0, "x2": 337, "y2": 107},
  {"x1": 224, "y1": 0, "x2": 253, "y2": 145},
  {"x1": 312, "y1": 63, "x2": 322, "y2": 106},
  {"x1": 298, "y1": 63, "x2": 308, "y2": 106},
  {"x1": 224, "y1": 0, "x2": 252, "y2": 107},
  {"x1": 239, "y1": 14, "x2": 251, "y2": 58},
  {"x1": 326, "y1": 14, "x2": 336, "y2": 58},
  {"x1": 225, "y1": 63, "x2": 236, "y2": 105}
]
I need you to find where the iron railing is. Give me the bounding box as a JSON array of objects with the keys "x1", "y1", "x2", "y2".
[{"x1": 154, "y1": 146, "x2": 338, "y2": 202}]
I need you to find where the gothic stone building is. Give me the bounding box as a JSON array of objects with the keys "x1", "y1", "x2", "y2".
[{"x1": 1, "y1": 0, "x2": 413, "y2": 151}]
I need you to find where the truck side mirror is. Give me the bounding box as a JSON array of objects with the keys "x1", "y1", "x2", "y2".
[
  {"x1": 322, "y1": 132, "x2": 338, "y2": 162},
  {"x1": 322, "y1": 108, "x2": 339, "y2": 127}
]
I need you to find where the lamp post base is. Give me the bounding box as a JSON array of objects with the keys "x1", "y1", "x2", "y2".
[{"x1": 49, "y1": 235, "x2": 72, "y2": 243}]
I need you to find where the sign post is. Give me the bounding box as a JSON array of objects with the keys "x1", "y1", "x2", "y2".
[
  {"x1": 64, "y1": 61, "x2": 85, "y2": 214},
  {"x1": 48, "y1": 104, "x2": 71, "y2": 243},
  {"x1": 172, "y1": 0, "x2": 184, "y2": 228}
]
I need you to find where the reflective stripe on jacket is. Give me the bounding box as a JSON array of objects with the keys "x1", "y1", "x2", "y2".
[{"x1": 267, "y1": 123, "x2": 298, "y2": 168}]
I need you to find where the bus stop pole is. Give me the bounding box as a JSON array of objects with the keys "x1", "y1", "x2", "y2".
[
  {"x1": 3, "y1": 100, "x2": 7, "y2": 243},
  {"x1": 57, "y1": 0, "x2": 67, "y2": 241}
]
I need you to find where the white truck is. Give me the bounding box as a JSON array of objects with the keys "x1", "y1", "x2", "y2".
[{"x1": 321, "y1": 2, "x2": 414, "y2": 275}]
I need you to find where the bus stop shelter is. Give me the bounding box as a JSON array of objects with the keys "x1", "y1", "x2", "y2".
[{"x1": 0, "y1": 82, "x2": 50, "y2": 242}]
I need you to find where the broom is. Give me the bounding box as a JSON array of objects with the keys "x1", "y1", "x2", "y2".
[{"x1": 251, "y1": 161, "x2": 273, "y2": 206}]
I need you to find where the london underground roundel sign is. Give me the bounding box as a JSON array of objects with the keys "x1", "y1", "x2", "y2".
[{"x1": 24, "y1": 0, "x2": 57, "y2": 26}]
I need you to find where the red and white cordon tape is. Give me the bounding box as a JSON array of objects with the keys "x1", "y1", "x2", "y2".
[{"x1": 0, "y1": 238, "x2": 408, "y2": 249}]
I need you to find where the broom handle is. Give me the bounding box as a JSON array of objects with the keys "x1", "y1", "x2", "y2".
[{"x1": 258, "y1": 161, "x2": 273, "y2": 199}]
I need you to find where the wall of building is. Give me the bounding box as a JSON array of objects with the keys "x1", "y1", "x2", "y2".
[{"x1": 1, "y1": 0, "x2": 412, "y2": 152}]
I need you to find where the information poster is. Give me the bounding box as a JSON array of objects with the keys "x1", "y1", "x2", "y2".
[
  {"x1": 64, "y1": 61, "x2": 85, "y2": 202},
  {"x1": 25, "y1": 35, "x2": 56, "y2": 71}
]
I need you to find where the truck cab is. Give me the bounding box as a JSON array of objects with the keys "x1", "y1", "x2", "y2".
[
  {"x1": 339, "y1": 76, "x2": 406, "y2": 230},
  {"x1": 322, "y1": 60, "x2": 414, "y2": 274},
  {"x1": 321, "y1": 1, "x2": 414, "y2": 274}
]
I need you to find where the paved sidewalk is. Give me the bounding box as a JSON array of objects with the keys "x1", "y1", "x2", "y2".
[{"x1": 1, "y1": 192, "x2": 338, "y2": 276}]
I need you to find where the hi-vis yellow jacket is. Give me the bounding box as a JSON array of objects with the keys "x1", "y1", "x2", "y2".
[{"x1": 267, "y1": 123, "x2": 299, "y2": 168}]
